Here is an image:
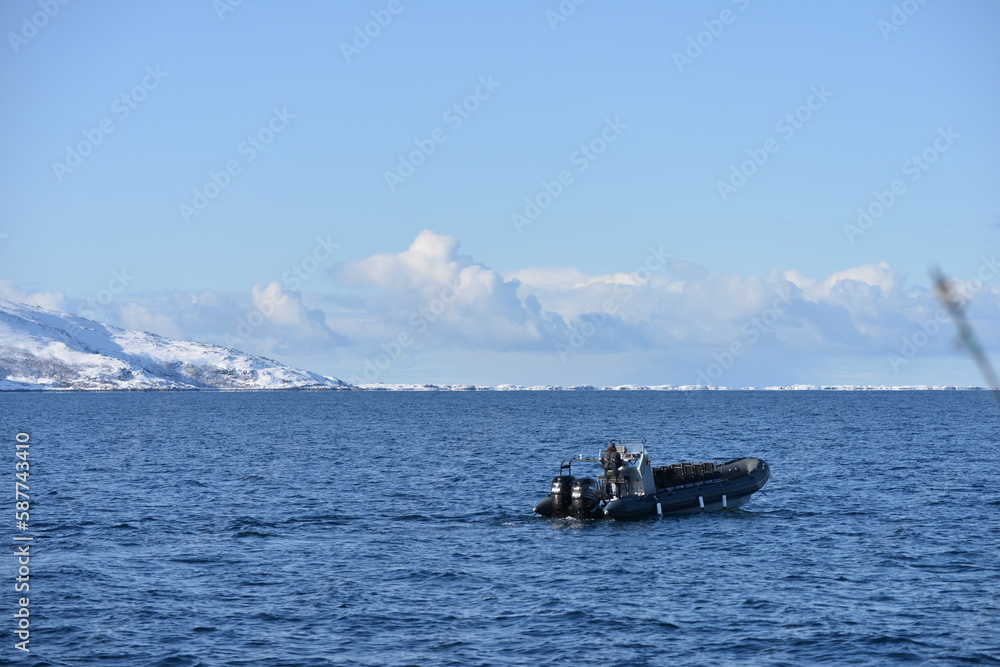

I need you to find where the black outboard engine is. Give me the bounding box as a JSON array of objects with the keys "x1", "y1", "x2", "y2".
[
  {"x1": 550, "y1": 475, "x2": 575, "y2": 516},
  {"x1": 570, "y1": 478, "x2": 601, "y2": 518}
]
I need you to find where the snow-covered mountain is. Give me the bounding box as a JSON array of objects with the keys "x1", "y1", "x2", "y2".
[{"x1": 0, "y1": 299, "x2": 351, "y2": 391}]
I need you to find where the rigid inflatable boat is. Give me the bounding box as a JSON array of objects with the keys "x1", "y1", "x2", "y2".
[{"x1": 533, "y1": 439, "x2": 769, "y2": 520}]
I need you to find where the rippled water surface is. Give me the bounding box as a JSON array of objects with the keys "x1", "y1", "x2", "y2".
[{"x1": 1, "y1": 390, "x2": 999, "y2": 666}]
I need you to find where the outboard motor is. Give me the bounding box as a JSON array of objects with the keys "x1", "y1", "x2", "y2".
[
  {"x1": 570, "y1": 478, "x2": 601, "y2": 518},
  {"x1": 550, "y1": 475, "x2": 575, "y2": 516}
]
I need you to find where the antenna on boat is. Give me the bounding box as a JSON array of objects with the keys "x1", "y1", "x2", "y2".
[{"x1": 932, "y1": 265, "x2": 1000, "y2": 408}]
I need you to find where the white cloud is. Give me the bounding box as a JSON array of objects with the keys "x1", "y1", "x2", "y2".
[
  {"x1": 511, "y1": 262, "x2": 801, "y2": 348},
  {"x1": 0, "y1": 280, "x2": 67, "y2": 311},
  {"x1": 333, "y1": 229, "x2": 565, "y2": 349},
  {"x1": 512, "y1": 256, "x2": 1000, "y2": 369},
  {"x1": 249, "y1": 281, "x2": 340, "y2": 343},
  {"x1": 118, "y1": 302, "x2": 186, "y2": 340},
  {"x1": 327, "y1": 232, "x2": 1000, "y2": 382}
]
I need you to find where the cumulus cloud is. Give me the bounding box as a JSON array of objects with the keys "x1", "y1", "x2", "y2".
[
  {"x1": 332, "y1": 229, "x2": 565, "y2": 349},
  {"x1": 328, "y1": 232, "x2": 1000, "y2": 380},
  {"x1": 511, "y1": 260, "x2": 804, "y2": 351},
  {"x1": 513, "y1": 256, "x2": 1000, "y2": 367},
  {"x1": 248, "y1": 281, "x2": 341, "y2": 343}
]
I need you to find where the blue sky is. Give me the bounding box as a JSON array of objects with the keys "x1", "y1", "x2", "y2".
[{"x1": 2, "y1": 0, "x2": 999, "y2": 386}]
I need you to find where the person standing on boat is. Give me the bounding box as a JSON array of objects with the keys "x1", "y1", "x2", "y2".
[
  {"x1": 601, "y1": 443, "x2": 622, "y2": 474},
  {"x1": 601, "y1": 443, "x2": 624, "y2": 500}
]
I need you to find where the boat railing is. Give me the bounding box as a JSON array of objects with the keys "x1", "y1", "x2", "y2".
[
  {"x1": 600, "y1": 472, "x2": 641, "y2": 500},
  {"x1": 555, "y1": 458, "x2": 640, "y2": 499},
  {"x1": 558, "y1": 456, "x2": 603, "y2": 476}
]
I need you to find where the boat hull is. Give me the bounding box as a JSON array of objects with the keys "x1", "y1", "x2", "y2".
[{"x1": 606, "y1": 458, "x2": 768, "y2": 520}]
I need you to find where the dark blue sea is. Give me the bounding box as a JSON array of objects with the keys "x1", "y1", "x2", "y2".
[{"x1": 1, "y1": 391, "x2": 998, "y2": 666}]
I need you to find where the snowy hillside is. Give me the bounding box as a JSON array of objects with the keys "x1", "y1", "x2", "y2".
[{"x1": 0, "y1": 300, "x2": 351, "y2": 391}]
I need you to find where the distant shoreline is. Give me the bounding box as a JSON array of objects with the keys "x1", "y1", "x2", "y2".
[{"x1": 0, "y1": 383, "x2": 991, "y2": 393}]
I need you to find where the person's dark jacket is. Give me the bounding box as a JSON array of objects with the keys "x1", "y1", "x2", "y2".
[{"x1": 601, "y1": 448, "x2": 622, "y2": 471}]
